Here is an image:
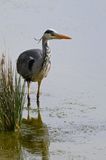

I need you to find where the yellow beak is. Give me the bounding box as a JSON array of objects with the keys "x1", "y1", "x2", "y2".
[{"x1": 54, "y1": 33, "x2": 72, "y2": 40}]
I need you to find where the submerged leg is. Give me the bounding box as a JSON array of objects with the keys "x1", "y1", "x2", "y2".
[
  {"x1": 37, "y1": 80, "x2": 42, "y2": 106},
  {"x1": 27, "y1": 81, "x2": 30, "y2": 119}
]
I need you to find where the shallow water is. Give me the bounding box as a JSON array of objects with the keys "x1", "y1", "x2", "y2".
[{"x1": 0, "y1": 0, "x2": 106, "y2": 160}]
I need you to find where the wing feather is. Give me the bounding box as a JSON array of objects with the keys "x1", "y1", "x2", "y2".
[{"x1": 17, "y1": 49, "x2": 43, "y2": 80}]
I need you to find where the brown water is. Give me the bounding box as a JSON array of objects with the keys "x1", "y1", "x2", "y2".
[{"x1": 0, "y1": 0, "x2": 106, "y2": 160}]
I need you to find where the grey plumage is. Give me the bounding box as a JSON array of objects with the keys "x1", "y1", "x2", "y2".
[
  {"x1": 16, "y1": 29, "x2": 71, "y2": 106},
  {"x1": 17, "y1": 49, "x2": 44, "y2": 81}
]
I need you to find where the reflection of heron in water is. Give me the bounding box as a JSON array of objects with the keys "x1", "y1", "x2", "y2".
[
  {"x1": 21, "y1": 104, "x2": 50, "y2": 160},
  {"x1": 0, "y1": 102, "x2": 49, "y2": 160}
]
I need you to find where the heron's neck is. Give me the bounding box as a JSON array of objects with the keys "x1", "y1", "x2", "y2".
[{"x1": 42, "y1": 38, "x2": 51, "y2": 57}]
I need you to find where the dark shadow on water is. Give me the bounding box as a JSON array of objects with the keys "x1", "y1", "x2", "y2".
[{"x1": 0, "y1": 102, "x2": 50, "y2": 160}]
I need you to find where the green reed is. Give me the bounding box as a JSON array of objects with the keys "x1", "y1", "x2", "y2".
[{"x1": 0, "y1": 54, "x2": 25, "y2": 131}]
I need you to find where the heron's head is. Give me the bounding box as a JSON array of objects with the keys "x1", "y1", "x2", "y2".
[{"x1": 42, "y1": 29, "x2": 72, "y2": 40}]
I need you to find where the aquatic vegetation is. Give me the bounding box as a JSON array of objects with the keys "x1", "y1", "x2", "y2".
[{"x1": 0, "y1": 54, "x2": 25, "y2": 131}]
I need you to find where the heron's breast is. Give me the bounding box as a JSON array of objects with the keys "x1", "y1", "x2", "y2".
[{"x1": 31, "y1": 61, "x2": 51, "y2": 82}]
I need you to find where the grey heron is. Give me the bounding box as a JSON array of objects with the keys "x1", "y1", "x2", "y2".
[{"x1": 17, "y1": 29, "x2": 71, "y2": 106}]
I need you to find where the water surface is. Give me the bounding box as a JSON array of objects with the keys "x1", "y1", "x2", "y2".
[{"x1": 0, "y1": 0, "x2": 106, "y2": 160}]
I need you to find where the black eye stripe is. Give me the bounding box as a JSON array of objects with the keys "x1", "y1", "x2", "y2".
[{"x1": 44, "y1": 30, "x2": 55, "y2": 35}]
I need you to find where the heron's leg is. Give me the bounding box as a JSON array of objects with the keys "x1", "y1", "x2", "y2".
[
  {"x1": 37, "y1": 99, "x2": 40, "y2": 108},
  {"x1": 27, "y1": 81, "x2": 30, "y2": 119},
  {"x1": 37, "y1": 80, "x2": 42, "y2": 105}
]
